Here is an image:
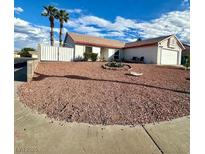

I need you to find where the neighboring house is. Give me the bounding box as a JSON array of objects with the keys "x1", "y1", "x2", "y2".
[
  {"x1": 182, "y1": 43, "x2": 190, "y2": 57},
  {"x1": 64, "y1": 33, "x2": 185, "y2": 65},
  {"x1": 181, "y1": 43, "x2": 190, "y2": 66},
  {"x1": 29, "y1": 51, "x2": 40, "y2": 59}
]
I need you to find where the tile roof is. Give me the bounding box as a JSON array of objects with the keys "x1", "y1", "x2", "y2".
[
  {"x1": 66, "y1": 32, "x2": 175, "y2": 49},
  {"x1": 124, "y1": 35, "x2": 172, "y2": 49},
  {"x1": 67, "y1": 32, "x2": 125, "y2": 49},
  {"x1": 182, "y1": 43, "x2": 190, "y2": 52}
]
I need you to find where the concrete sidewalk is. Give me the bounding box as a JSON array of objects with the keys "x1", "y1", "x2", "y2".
[{"x1": 15, "y1": 81, "x2": 189, "y2": 154}]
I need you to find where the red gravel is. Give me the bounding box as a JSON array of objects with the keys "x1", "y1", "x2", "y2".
[{"x1": 18, "y1": 62, "x2": 190, "y2": 125}]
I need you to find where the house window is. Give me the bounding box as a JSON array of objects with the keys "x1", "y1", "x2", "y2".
[
  {"x1": 114, "y1": 50, "x2": 120, "y2": 60},
  {"x1": 85, "y1": 46, "x2": 92, "y2": 53}
]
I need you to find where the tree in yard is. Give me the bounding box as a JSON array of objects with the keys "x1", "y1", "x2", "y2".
[
  {"x1": 21, "y1": 47, "x2": 35, "y2": 52},
  {"x1": 18, "y1": 48, "x2": 35, "y2": 57},
  {"x1": 41, "y1": 5, "x2": 58, "y2": 46},
  {"x1": 55, "y1": 10, "x2": 69, "y2": 46}
]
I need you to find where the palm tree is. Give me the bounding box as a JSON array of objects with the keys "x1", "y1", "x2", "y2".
[
  {"x1": 56, "y1": 10, "x2": 69, "y2": 46},
  {"x1": 41, "y1": 5, "x2": 58, "y2": 46}
]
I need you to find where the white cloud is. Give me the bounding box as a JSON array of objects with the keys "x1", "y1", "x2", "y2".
[
  {"x1": 73, "y1": 26, "x2": 100, "y2": 34},
  {"x1": 78, "y1": 16, "x2": 111, "y2": 27},
  {"x1": 74, "y1": 16, "x2": 135, "y2": 32},
  {"x1": 14, "y1": 18, "x2": 49, "y2": 49},
  {"x1": 124, "y1": 38, "x2": 137, "y2": 42},
  {"x1": 14, "y1": 7, "x2": 24, "y2": 14},
  {"x1": 15, "y1": 8, "x2": 190, "y2": 49},
  {"x1": 67, "y1": 9, "x2": 82, "y2": 14},
  {"x1": 14, "y1": 18, "x2": 68, "y2": 49},
  {"x1": 56, "y1": 7, "x2": 82, "y2": 14},
  {"x1": 65, "y1": 10, "x2": 190, "y2": 43},
  {"x1": 135, "y1": 10, "x2": 190, "y2": 43},
  {"x1": 105, "y1": 31, "x2": 125, "y2": 37}
]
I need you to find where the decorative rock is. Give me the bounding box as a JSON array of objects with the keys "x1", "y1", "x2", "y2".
[{"x1": 18, "y1": 62, "x2": 190, "y2": 126}]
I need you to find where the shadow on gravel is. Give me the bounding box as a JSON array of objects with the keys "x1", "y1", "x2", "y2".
[{"x1": 33, "y1": 72, "x2": 190, "y2": 94}]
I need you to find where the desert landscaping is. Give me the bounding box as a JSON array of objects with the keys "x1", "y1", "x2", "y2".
[{"x1": 18, "y1": 62, "x2": 190, "y2": 126}]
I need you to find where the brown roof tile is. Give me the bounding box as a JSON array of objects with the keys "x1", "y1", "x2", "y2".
[
  {"x1": 66, "y1": 33, "x2": 175, "y2": 49},
  {"x1": 67, "y1": 32, "x2": 125, "y2": 49},
  {"x1": 124, "y1": 35, "x2": 172, "y2": 49}
]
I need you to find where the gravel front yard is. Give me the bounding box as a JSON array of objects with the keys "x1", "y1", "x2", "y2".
[{"x1": 18, "y1": 62, "x2": 190, "y2": 125}]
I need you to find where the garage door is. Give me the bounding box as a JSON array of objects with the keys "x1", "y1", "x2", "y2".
[{"x1": 161, "y1": 48, "x2": 178, "y2": 65}]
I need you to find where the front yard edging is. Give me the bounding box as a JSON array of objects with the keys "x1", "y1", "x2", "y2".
[
  {"x1": 102, "y1": 63, "x2": 132, "y2": 71},
  {"x1": 27, "y1": 59, "x2": 39, "y2": 81}
]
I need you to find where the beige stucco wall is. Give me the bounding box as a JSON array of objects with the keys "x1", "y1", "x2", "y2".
[
  {"x1": 108, "y1": 48, "x2": 121, "y2": 61},
  {"x1": 74, "y1": 44, "x2": 120, "y2": 61},
  {"x1": 123, "y1": 46, "x2": 158, "y2": 64},
  {"x1": 92, "y1": 47, "x2": 101, "y2": 58},
  {"x1": 74, "y1": 45, "x2": 85, "y2": 59},
  {"x1": 101, "y1": 48, "x2": 108, "y2": 60},
  {"x1": 108, "y1": 49, "x2": 115, "y2": 60},
  {"x1": 74, "y1": 45, "x2": 101, "y2": 60}
]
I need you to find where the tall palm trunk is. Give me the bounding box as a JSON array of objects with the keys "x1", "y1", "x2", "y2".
[
  {"x1": 49, "y1": 16, "x2": 54, "y2": 46},
  {"x1": 59, "y1": 20, "x2": 63, "y2": 47}
]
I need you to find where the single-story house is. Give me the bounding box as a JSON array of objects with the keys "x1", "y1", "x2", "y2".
[{"x1": 64, "y1": 32, "x2": 185, "y2": 65}]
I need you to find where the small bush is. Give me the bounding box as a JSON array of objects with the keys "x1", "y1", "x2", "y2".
[
  {"x1": 18, "y1": 50, "x2": 32, "y2": 57},
  {"x1": 21, "y1": 47, "x2": 35, "y2": 52},
  {"x1": 83, "y1": 52, "x2": 98, "y2": 61},
  {"x1": 91, "y1": 53, "x2": 98, "y2": 61},
  {"x1": 181, "y1": 55, "x2": 190, "y2": 68},
  {"x1": 83, "y1": 52, "x2": 92, "y2": 61}
]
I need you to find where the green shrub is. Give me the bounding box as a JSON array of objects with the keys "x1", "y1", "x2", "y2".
[
  {"x1": 83, "y1": 51, "x2": 91, "y2": 61},
  {"x1": 17, "y1": 47, "x2": 35, "y2": 57},
  {"x1": 21, "y1": 47, "x2": 35, "y2": 52},
  {"x1": 18, "y1": 50, "x2": 32, "y2": 57},
  {"x1": 181, "y1": 55, "x2": 190, "y2": 67},
  {"x1": 91, "y1": 53, "x2": 98, "y2": 61},
  {"x1": 83, "y1": 52, "x2": 98, "y2": 61}
]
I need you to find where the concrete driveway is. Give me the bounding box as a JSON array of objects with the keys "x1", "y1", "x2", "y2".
[{"x1": 14, "y1": 67, "x2": 189, "y2": 154}]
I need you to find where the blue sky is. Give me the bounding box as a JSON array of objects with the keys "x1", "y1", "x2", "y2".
[{"x1": 14, "y1": 0, "x2": 190, "y2": 49}]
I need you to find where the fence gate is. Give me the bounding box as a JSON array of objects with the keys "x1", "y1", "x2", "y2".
[
  {"x1": 58, "y1": 47, "x2": 74, "y2": 61},
  {"x1": 40, "y1": 45, "x2": 74, "y2": 61}
]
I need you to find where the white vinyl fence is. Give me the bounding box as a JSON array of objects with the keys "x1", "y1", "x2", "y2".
[{"x1": 40, "y1": 45, "x2": 74, "y2": 61}]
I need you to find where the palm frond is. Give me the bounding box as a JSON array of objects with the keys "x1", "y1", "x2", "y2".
[
  {"x1": 55, "y1": 9, "x2": 69, "y2": 22},
  {"x1": 42, "y1": 5, "x2": 58, "y2": 17}
]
